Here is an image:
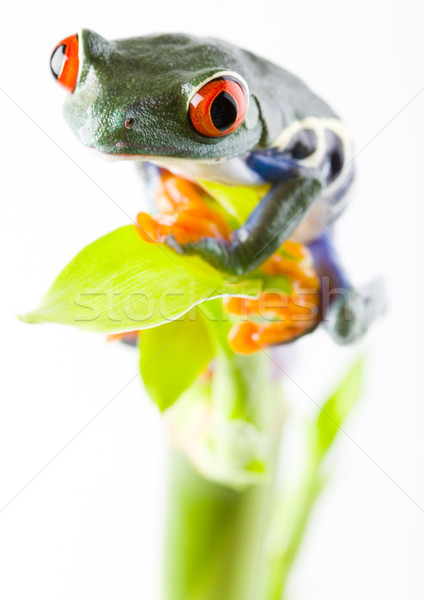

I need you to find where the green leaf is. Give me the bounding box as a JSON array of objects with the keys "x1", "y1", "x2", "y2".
[
  {"x1": 315, "y1": 357, "x2": 364, "y2": 454},
  {"x1": 21, "y1": 226, "x2": 262, "y2": 333},
  {"x1": 139, "y1": 308, "x2": 215, "y2": 411},
  {"x1": 200, "y1": 179, "x2": 270, "y2": 225}
]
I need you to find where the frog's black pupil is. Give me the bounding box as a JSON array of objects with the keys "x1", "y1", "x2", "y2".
[
  {"x1": 210, "y1": 92, "x2": 238, "y2": 132},
  {"x1": 50, "y1": 44, "x2": 66, "y2": 79}
]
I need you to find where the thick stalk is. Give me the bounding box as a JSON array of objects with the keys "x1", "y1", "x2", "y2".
[
  {"x1": 162, "y1": 348, "x2": 283, "y2": 600},
  {"x1": 163, "y1": 449, "x2": 277, "y2": 600}
]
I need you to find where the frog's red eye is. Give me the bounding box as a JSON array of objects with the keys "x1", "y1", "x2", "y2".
[
  {"x1": 50, "y1": 34, "x2": 79, "y2": 93},
  {"x1": 189, "y1": 77, "x2": 247, "y2": 137}
]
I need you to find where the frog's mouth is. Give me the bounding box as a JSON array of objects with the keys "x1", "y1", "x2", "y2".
[
  {"x1": 88, "y1": 149, "x2": 263, "y2": 186},
  {"x1": 90, "y1": 148, "x2": 223, "y2": 163}
]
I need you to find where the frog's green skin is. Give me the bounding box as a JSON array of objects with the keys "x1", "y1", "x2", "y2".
[{"x1": 58, "y1": 29, "x2": 382, "y2": 343}]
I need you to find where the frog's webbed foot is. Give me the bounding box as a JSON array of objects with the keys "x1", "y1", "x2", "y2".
[
  {"x1": 324, "y1": 278, "x2": 386, "y2": 344},
  {"x1": 325, "y1": 290, "x2": 367, "y2": 344}
]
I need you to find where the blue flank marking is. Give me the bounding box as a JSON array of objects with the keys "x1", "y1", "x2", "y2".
[{"x1": 246, "y1": 151, "x2": 300, "y2": 183}]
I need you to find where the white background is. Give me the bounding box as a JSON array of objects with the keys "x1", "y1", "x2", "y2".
[{"x1": 1, "y1": 0, "x2": 423, "y2": 598}]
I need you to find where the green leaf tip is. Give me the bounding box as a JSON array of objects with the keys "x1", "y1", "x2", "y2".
[
  {"x1": 316, "y1": 356, "x2": 365, "y2": 453},
  {"x1": 18, "y1": 312, "x2": 36, "y2": 324}
]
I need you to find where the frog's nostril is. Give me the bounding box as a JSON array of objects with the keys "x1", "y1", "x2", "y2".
[{"x1": 124, "y1": 117, "x2": 135, "y2": 129}]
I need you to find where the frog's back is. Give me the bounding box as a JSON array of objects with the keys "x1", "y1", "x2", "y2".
[{"x1": 232, "y1": 45, "x2": 339, "y2": 143}]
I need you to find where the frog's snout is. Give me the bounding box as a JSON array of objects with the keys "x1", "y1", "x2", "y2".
[{"x1": 50, "y1": 34, "x2": 79, "y2": 93}]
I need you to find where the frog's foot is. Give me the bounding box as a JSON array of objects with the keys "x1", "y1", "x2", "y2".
[
  {"x1": 137, "y1": 211, "x2": 229, "y2": 246},
  {"x1": 223, "y1": 240, "x2": 321, "y2": 354},
  {"x1": 224, "y1": 290, "x2": 319, "y2": 354},
  {"x1": 227, "y1": 320, "x2": 316, "y2": 354},
  {"x1": 155, "y1": 169, "x2": 205, "y2": 213},
  {"x1": 324, "y1": 278, "x2": 386, "y2": 344},
  {"x1": 136, "y1": 172, "x2": 230, "y2": 246},
  {"x1": 107, "y1": 331, "x2": 139, "y2": 346}
]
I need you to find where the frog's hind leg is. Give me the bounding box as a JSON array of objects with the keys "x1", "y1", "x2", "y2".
[{"x1": 308, "y1": 232, "x2": 385, "y2": 344}]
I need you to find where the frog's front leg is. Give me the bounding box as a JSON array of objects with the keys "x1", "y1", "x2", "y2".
[
  {"x1": 165, "y1": 119, "x2": 345, "y2": 275},
  {"x1": 166, "y1": 176, "x2": 322, "y2": 275},
  {"x1": 308, "y1": 232, "x2": 385, "y2": 344}
]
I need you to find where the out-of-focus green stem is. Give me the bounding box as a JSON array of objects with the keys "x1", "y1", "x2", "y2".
[
  {"x1": 163, "y1": 449, "x2": 277, "y2": 600},
  {"x1": 162, "y1": 344, "x2": 283, "y2": 600}
]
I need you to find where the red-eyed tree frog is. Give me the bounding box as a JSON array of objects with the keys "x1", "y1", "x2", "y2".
[{"x1": 50, "y1": 30, "x2": 383, "y2": 344}]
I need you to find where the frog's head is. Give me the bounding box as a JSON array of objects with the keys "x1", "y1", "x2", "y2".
[{"x1": 50, "y1": 30, "x2": 266, "y2": 162}]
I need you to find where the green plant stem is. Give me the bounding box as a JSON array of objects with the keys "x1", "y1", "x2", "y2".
[
  {"x1": 162, "y1": 347, "x2": 283, "y2": 600},
  {"x1": 163, "y1": 449, "x2": 277, "y2": 600}
]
